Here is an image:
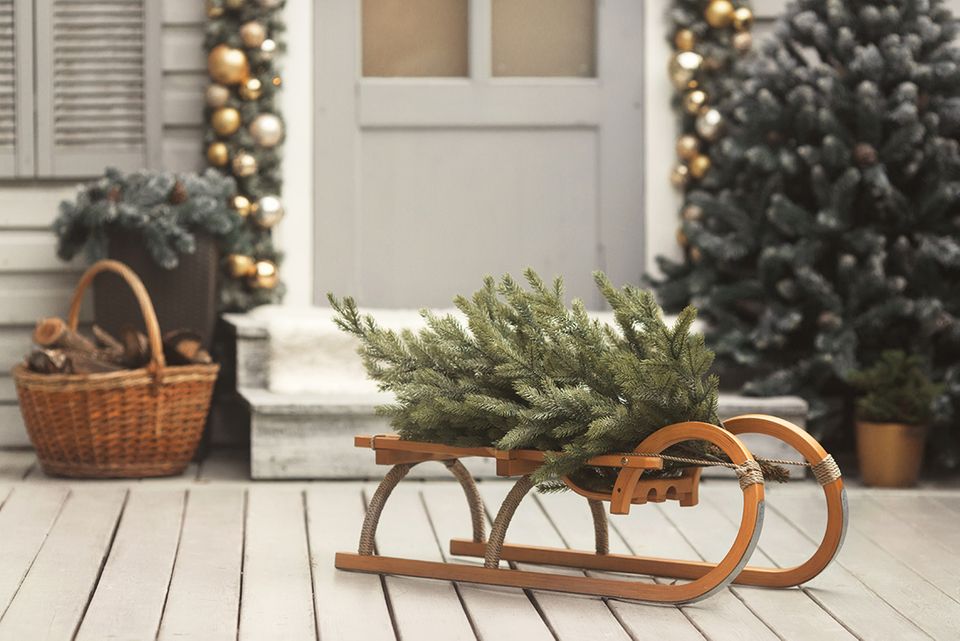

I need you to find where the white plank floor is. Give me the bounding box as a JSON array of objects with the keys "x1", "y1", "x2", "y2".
[{"x1": 0, "y1": 449, "x2": 958, "y2": 641}]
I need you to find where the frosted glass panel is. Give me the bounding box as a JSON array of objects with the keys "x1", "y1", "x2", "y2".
[
  {"x1": 362, "y1": 0, "x2": 468, "y2": 77},
  {"x1": 492, "y1": 0, "x2": 596, "y2": 77}
]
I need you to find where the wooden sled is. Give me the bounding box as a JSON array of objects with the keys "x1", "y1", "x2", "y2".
[{"x1": 335, "y1": 414, "x2": 846, "y2": 604}]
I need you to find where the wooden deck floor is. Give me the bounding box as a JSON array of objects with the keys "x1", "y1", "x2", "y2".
[{"x1": 0, "y1": 449, "x2": 958, "y2": 641}]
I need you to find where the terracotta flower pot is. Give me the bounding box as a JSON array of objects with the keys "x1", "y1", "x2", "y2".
[{"x1": 855, "y1": 420, "x2": 927, "y2": 487}]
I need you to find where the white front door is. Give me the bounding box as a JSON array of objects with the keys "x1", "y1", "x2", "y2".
[{"x1": 314, "y1": 0, "x2": 644, "y2": 308}]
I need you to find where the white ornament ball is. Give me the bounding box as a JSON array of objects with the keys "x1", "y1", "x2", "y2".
[
  {"x1": 696, "y1": 108, "x2": 724, "y2": 141},
  {"x1": 249, "y1": 113, "x2": 284, "y2": 147},
  {"x1": 205, "y1": 84, "x2": 231, "y2": 108},
  {"x1": 260, "y1": 39, "x2": 277, "y2": 61},
  {"x1": 253, "y1": 195, "x2": 285, "y2": 228}
]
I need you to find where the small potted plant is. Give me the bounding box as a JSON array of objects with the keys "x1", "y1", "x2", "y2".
[
  {"x1": 54, "y1": 168, "x2": 238, "y2": 347},
  {"x1": 848, "y1": 350, "x2": 942, "y2": 487}
]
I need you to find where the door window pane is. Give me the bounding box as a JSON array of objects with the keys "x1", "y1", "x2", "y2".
[
  {"x1": 362, "y1": 0, "x2": 468, "y2": 77},
  {"x1": 492, "y1": 0, "x2": 596, "y2": 77}
]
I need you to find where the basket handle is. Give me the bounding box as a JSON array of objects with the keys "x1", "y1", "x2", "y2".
[{"x1": 67, "y1": 259, "x2": 166, "y2": 371}]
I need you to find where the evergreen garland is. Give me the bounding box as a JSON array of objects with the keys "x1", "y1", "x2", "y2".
[
  {"x1": 331, "y1": 270, "x2": 729, "y2": 486},
  {"x1": 653, "y1": 0, "x2": 960, "y2": 463},
  {"x1": 54, "y1": 167, "x2": 237, "y2": 274}
]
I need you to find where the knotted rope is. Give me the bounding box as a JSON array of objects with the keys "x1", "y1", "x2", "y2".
[{"x1": 630, "y1": 451, "x2": 842, "y2": 487}]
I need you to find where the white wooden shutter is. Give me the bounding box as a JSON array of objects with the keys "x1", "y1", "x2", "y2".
[
  {"x1": 0, "y1": 0, "x2": 33, "y2": 177},
  {"x1": 34, "y1": 0, "x2": 160, "y2": 177}
]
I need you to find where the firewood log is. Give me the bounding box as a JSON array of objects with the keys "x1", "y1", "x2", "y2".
[
  {"x1": 32, "y1": 317, "x2": 98, "y2": 353},
  {"x1": 119, "y1": 326, "x2": 151, "y2": 368},
  {"x1": 26, "y1": 349, "x2": 71, "y2": 374},
  {"x1": 162, "y1": 330, "x2": 213, "y2": 365},
  {"x1": 92, "y1": 325, "x2": 125, "y2": 356}
]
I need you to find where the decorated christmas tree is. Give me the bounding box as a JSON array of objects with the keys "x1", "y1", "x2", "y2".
[{"x1": 654, "y1": 0, "x2": 960, "y2": 462}]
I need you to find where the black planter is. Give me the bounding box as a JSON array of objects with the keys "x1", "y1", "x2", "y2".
[{"x1": 93, "y1": 229, "x2": 220, "y2": 348}]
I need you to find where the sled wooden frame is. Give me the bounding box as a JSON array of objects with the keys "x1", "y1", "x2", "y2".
[{"x1": 335, "y1": 413, "x2": 847, "y2": 604}]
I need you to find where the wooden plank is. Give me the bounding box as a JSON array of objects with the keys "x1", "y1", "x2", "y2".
[
  {"x1": 0, "y1": 449, "x2": 34, "y2": 479},
  {"x1": 138, "y1": 461, "x2": 200, "y2": 485},
  {"x1": 657, "y1": 485, "x2": 853, "y2": 641},
  {"x1": 162, "y1": 72, "x2": 205, "y2": 126},
  {"x1": 161, "y1": 129, "x2": 203, "y2": 172},
  {"x1": 306, "y1": 484, "x2": 395, "y2": 641},
  {"x1": 0, "y1": 486, "x2": 69, "y2": 616},
  {"x1": 158, "y1": 487, "x2": 244, "y2": 641},
  {"x1": 476, "y1": 483, "x2": 634, "y2": 641},
  {"x1": 0, "y1": 488, "x2": 126, "y2": 641},
  {"x1": 702, "y1": 483, "x2": 930, "y2": 640},
  {"x1": 420, "y1": 483, "x2": 555, "y2": 641},
  {"x1": 162, "y1": 1, "x2": 204, "y2": 24},
  {"x1": 0, "y1": 406, "x2": 29, "y2": 448},
  {"x1": 532, "y1": 489, "x2": 706, "y2": 641},
  {"x1": 239, "y1": 487, "x2": 316, "y2": 641},
  {"x1": 363, "y1": 482, "x2": 476, "y2": 640},
  {"x1": 161, "y1": 27, "x2": 204, "y2": 72},
  {"x1": 0, "y1": 232, "x2": 82, "y2": 272},
  {"x1": 850, "y1": 495, "x2": 959, "y2": 603},
  {"x1": 772, "y1": 490, "x2": 960, "y2": 639},
  {"x1": 75, "y1": 489, "x2": 186, "y2": 641}
]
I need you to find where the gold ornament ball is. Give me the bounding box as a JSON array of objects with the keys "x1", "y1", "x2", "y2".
[
  {"x1": 252, "y1": 195, "x2": 284, "y2": 229},
  {"x1": 224, "y1": 0, "x2": 245, "y2": 9},
  {"x1": 231, "y1": 194, "x2": 252, "y2": 218},
  {"x1": 239, "y1": 78, "x2": 263, "y2": 101},
  {"x1": 206, "y1": 0, "x2": 223, "y2": 18},
  {"x1": 240, "y1": 21, "x2": 267, "y2": 48},
  {"x1": 271, "y1": 75, "x2": 282, "y2": 87},
  {"x1": 690, "y1": 246, "x2": 704, "y2": 263},
  {"x1": 257, "y1": 0, "x2": 283, "y2": 7},
  {"x1": 249, "y1": 113, "x2": 284, "y2": 147},
  {"x1": 674, "y1": 29, "x2": 696, "y2": 51},
  {"x1": 668, "y1": 51, "x2": 703, "y2": 90},
  {"x1": 696, "y1": 108, "x2": 724, "y2": 141},
  {"x1": 682, "y1": 204, "x2": 704, "y2": 222},
  {"x1": 683, "y1": 89, "x2": 708, "y2": 115},
  {"x1": 676, "y1": 228, "x2": 689, "y2": 247},
  {"x1": 208, "y1": 44, "x2": 249, "y2": 86},
  {"x1": 251, "y1": 260, "x2": 280, "y2": 289},
  {"x1": 733, "y1": 7, "x2": 754, "y2": 31},
  {"x1": 704, "y1": 0, "x2": 735, "y2": 28},
  {"x1": 733, "y1": 30, "x2": 753, "y2": 52},
  {"x1": 211, "y1": 107, "x2": 242, "y2": 136},
  {"x1": 671, "y1": 164, "x2": 690, "y2": 189},
  {"x1": 260, "y1": 39, "x2": 277, "y2": 61},
  {"x1": 232, "y1": 151, "x2": 258, "y2": 177},
  {"x1": 689, "y1": 154, "x2": 712, "y2": 179},
  {"x1": 226, "y1": 254, "x2": 256, "y2": 278},
  {"x1": 676, "y1": 134, "x2": 701, "y2": 161},
  {"x1": 205, "y1": 84, "x2": 231, "y2": 108},
  {"x1": 207, "y1": 142, "x2": 229, "y2": 167}
]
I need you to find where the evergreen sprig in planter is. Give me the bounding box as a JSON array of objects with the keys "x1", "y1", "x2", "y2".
[
  {"x1": 54, "y1": 168, "x2": 238, "y2": 347},
  {"x1": 850, "y1": 350, "x2": 943, "y2": 487}
]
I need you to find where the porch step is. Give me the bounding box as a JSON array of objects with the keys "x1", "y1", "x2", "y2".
[{"x1": 240, "y1": 387, "x2": 808, "y2": 479}]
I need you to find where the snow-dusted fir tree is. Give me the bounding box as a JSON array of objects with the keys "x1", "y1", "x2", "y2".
[{"x1": 654, "y1": 0, "x2": 960, "y2": 461}]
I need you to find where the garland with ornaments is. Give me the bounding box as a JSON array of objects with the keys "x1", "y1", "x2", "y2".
[
  {"x1": 204, "y1": 0, "x2": 286, "y2": 311},
  {"x1": 667, "y1": 0, "x2": 754, "y2": 261}
]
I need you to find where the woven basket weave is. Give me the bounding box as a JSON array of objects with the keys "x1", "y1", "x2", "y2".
[{"x1": 13, "y1": 260, "x2": 219, "y2": 478}]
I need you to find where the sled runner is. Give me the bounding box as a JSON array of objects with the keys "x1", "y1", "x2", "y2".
[{"x1": 334, "y1": 413, "x2": 846, "y2": 604}]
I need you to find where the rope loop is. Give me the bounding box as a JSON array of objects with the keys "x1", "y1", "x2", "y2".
[{"x1": 734, "y1": 459, "x2": 764, "y2": 489}]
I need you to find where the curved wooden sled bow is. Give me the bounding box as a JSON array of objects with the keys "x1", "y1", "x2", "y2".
[{"x1": 334, "y1": 414, "x2": 846, "y2": 604}]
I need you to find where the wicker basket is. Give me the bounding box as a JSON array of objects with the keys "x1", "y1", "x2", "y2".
[{"x1": 13, "y1": 260, "x2": 219, "y2": 478}]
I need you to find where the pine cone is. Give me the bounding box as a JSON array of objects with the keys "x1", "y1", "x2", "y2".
[
  {"x1": 106, "y1": 186, "x2": 122, "y2": 202},
  {"x1": 169, "y1": 180, "x2": 189, "y2": 205},
  {"x1": 854, "y1": 143, "x2": 878, "y2": 167}
]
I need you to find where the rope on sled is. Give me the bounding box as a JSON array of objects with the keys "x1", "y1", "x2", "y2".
[{"x1": 632, "y1": 452, "x2": 842, "y2": 487}]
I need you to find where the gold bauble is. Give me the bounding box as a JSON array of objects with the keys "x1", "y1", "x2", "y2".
[
  {"x1": 668, "y1": 51, "x2": 704, "y2": 90},
  {"x1": 250, "y1": 260, "x2": 279, "y2": 289},
  {"x1": 696, "y1": 108, "x2": 724, "y2": 141},
  {"x1": 677, "y1": 228, "x2": 689, "y2": 247},
  {"x1": 682, "y1": 204, "x2": 704, "y2": 222},
  {"x1": 704, "y1": 0, "x2": 735, "y2": 28},
  {"x1": 240, "y1": 21, "x2": 267, "y2": 48},
  {"x1": 207, "y1": 142, "x2": 229, "y2": 167},
  {"x1": 231, "y1": 194, "x2": 252, "y2": 218},
  {"x1": 683, "y1": 89, "x2": 708, "y2": 115},
  {"x1": 249, "y1": 113, "x2": 284, "y2": 147},
  {"x1": 232, "y1": 151, "x2": 258, "y2": 177},
  {"x1": 205, "y1": 84, "x2": 231, "y2": 108},
  {"x1": 239, "y1": 77, "x2": 263, "y2": 100},
  {"x1": 260, "y1": 39, "x2": 277, "y2": 61},
  {"x1": 208, "y1": 44, "x2": 249, "y2": 86},
  {"x1": 671, "y1": 164, "x2": 690, "y2": 189},
  {"x1": 733, "y1": 30, "x2": 753, "y2": 52},
  {"x1": 271, "y1": 76, "x2": 282, "y2": 87},
  {"x1": 690, "y1": 246, "x2": 704, "y2": 263},
  {"x1": 689, "y1": 154, "x2": 712, "y2": 179},
  {"x1": 224, "y1": 0, "x2": 245, "y2": 9},
  {"x1": 252, "y1": 195, "x2": 285, "y2": 229},
  {"x1": 206, "y1": 0, "x2": 224, "y2": 18},
  {"x1": 226, "y1": 254, "x2": 256, "y2": 278},
  {"x1": 733, "y1": 7, "x2": 754, "y2": 31},
  {"x1": 674, "y1": 29, "x2": 696, "y2": 52},
  {"x1": 211, "y1": 107, "x2": 242, "y2": 136},
  {"x1": 676, "y1": 134, "x2": 700, "y2": 161}
]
